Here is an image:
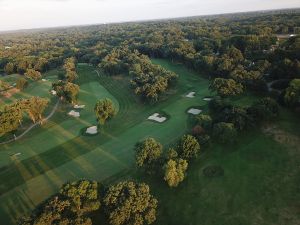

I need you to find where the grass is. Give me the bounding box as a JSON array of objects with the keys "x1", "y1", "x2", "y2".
[{"x1": 0, "y1": 60, "x2": 299, "y2": 225}]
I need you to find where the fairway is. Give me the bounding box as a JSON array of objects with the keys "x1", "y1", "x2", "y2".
[{"x1": 0, "y1": 59, "x2": 212, "y2": 224}]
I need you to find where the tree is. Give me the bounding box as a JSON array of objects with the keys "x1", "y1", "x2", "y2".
[
  {"x1": 64, "y1": 57, "x2": 78, "y2": 82},
  {"x1": 178, "y1": 135, "x2": 200, "y2": 159},
  {"x1": 34, "y1": 57, "x2": 49, "y2": 72},
  {"x1": 4, "y1": 62, "x2": 15, "y2": 74},
  {"x1": 221, "y1": 106, "x2": 252, "y2": 131},
  {"x1": 104, "y1": 181, "x2": 158, "y2": 225},
  {"x1": 22, "y1": 97, "x2": 49, "y2": 123},
  {"x1": 0, "y1": 80, "x2": 10, "y2": 92},
  {"x1": 210, "y1": 78, "x2": 243, "y2": 97},
  {"x1": 164, "y1": 158, "x2": 188, "y2": 187},
  {"x1": 94, "y1": 98, "x2": 116, "y2": 125},
  {"x1": 247, "y1": 97, "x2": 279, "y2": 121},
  {"x1": 166, "y1": 148, "x2": 178, "y2": 160},
  {"x1": 25, "y1": 69, "x2": 42, "y2": 81},
  {"x1": 212, "y1": 122, "x2": 237, "y2": 143},
  {"x1": 19, "y1": 180, "x2": 99, "y2": 225},
  {"x1": 135, "y1": 138, "x2": 162, "y2": 169},
  {"x1": 16, "y1": 77, "x2": 28, "y2": 90},
  {"x1": 284, "y1": 79, "x2": 300, "y2": 107},
  {"x1": 195, "y1": 114, "x2": 212, "y2": 130},
  {"x1": 59, "y1": 180, "x2": 101, "y2": 216},
  {"x1": 229, "y1": 65, "x2": 261, "y2": 84},
  {"x1": 52, "y1": 81, "x2": 80, "y2": 104},
  {"x1": 0, "y1": 103, "x2": 23, "y2": 137}
]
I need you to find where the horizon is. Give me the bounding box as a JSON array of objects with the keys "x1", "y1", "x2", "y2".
[{"x1": 0, "y1": 0, "x2": 300, "y2": 32}]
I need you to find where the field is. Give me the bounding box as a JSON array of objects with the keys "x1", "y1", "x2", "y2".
[{"x1": 0, "y1": 59, "x2": 299, "y2": 225}]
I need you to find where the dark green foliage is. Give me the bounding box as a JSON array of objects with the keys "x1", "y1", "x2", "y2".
[
  {"x1": 284, "y1": 79, "x2": 300, "y2": 107},
  {"x1": 247, "y1": 97, "x2": 279, "y2": 122},
  {"x1": 212, "y1": 122, "x2": 237, "y2": 143},
  {"x1": 195, "y1": 114, "x2": 212, "y2": 131},
  {"x1": 221, "y1": 106, "x2": 252, "y2": 131}
]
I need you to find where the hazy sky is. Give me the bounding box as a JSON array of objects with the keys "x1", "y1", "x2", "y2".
[{"x1": 0, "y1": 0, "x2": 299, "y2": 31}]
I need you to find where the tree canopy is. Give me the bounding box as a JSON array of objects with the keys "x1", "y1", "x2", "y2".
[
  {"x1": 94, "y1": 98, "x2": 116, "y2": 125},
  {"x1": 104, "y1": 181, "x2": 158, "y2": 225},
  {"x1": 135, "y1": 138, "x2": 163, "y2": 169}
]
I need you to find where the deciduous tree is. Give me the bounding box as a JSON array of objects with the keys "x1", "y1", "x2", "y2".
[
  {"x1": 104, "y1": 181, "x2": 158, "y2": 225},
  {"x1": 178, "y1": 135, "x2": 200, "y2": 159},
  {"x1": 135, "y1": 138, "x2": 162, "y2": 169},
  {"x1": 94, "y1": 98, "x2": 116, "y2": 125},
  {"x1": 164, "y1": 158, "x2": 188, "y2": 187}
]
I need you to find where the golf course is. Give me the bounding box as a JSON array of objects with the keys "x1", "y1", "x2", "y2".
[
  {"x1": 0, "y1": 6, "x2": 299, "y2": 225},
  {"x1": 0, "y1": 59, "x2": 213, "y2": 224},
  {"x1": 0, "y1": 57, "x2": 300, "y2": 225}
]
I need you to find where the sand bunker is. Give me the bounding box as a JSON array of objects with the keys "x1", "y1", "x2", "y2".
[
  {"x1": 86, "y1": 126, "x2": 98, "y2": 134},
  {"x1": 203, "y1": 97, "x2": 212, "y2": 101},
  {"x1": 51, "y1": 90, "x2": 57, "y2": 95},
  {"x1": 186, "y1": 92, "x2": 196, "y2": 98},
  {"x1": 42, "y1": 79, "x2": 47, "y2": 82},
  {"x1": 74, "y1": 105, "x2": 85, "y2": 109},
  {"x1": 68, "y1": 110, "x2": 80, "y2": 117},
  {"x1": 148, "y1": 113, "x2": 167, "y2": 123},
  {"x1": 187, "y1": 108, "x2": 202, "y2": 115}
]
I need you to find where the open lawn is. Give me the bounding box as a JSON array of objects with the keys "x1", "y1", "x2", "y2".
[{"x1": 0, "y1": 60, "x2": 299, "y2": 225}]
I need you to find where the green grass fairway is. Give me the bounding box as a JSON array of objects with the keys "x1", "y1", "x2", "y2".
[{"x1": 0, "y1": 60, "x2": 212, "y2": 224}]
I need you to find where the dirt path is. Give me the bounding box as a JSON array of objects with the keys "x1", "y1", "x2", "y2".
[{"x1": 0, "y1": 100, "x2": 60, "y2": 145}]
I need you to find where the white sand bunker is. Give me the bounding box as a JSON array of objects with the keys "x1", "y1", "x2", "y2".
[
  {"x1": 186, "y1": 92, "x2": 195, "y2": 98},
  {"x1": 188, "y1": 108, "x2": 202, "y2": 115},
  {"x1": 148, "y1": 113, "x2": 167, "y2": 123},
  {"x1": 203, "y1": 97, "x2": 212, "y2": 101},
  {"x1": 74, "y1": 104, "x2": 85, "y2": 109},
  {"x1": 86, "y1": 126, "x2": 98, "y2": 134},
  {"x1": 42, "y1": 79, "x2": 47, "y2": 82},
  {"x1": 51, "y1": 90, "x2": 57, "y2": 95},
  {"x1": 68, "y1": 110, "x2": 80, "y2": 117}
]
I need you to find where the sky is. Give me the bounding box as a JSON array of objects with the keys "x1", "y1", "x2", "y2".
[{"x1": 0, "y1": 0, "x2": 299, "y2": 31}]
